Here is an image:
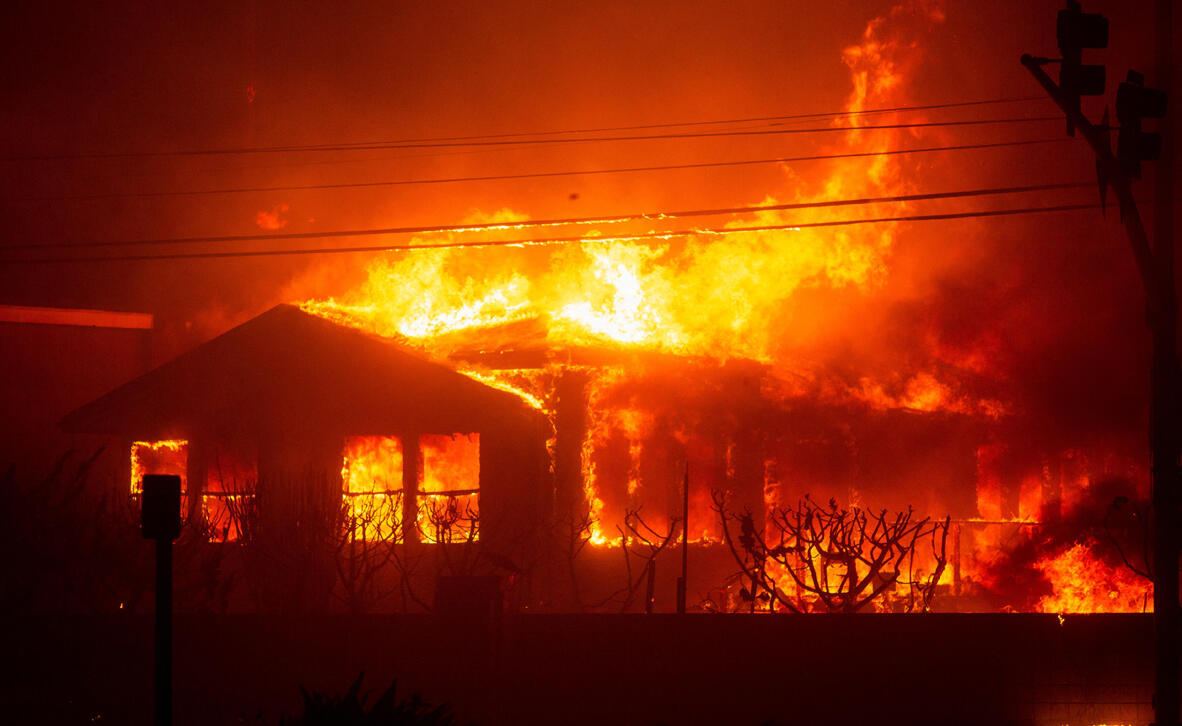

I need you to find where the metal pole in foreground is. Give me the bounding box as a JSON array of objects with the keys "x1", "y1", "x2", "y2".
[
  {"x1": 155, "y1": 536, "x2": 173, "y2": 726},
  {"x1": 1023, "y1": 21, "x2": 1179, "y2": 716},
  {"x1": 1151, "y1": 2, "x2": 1179, "y2": 723},
  {"x1": 142, "y1": 474, "x2": 181, "y2": 726}
]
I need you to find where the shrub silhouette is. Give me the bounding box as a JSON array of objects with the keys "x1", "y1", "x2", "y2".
[{"x1": 281, "y1": 673, "x2": 458, "y2": 726}]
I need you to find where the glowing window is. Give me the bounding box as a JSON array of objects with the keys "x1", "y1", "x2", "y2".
[
  {"x1": 419, "y1": 433, "x2": 479, "y2": 543},
  {"x1": 202, "y1": 446, "x2": 257, "y2": 543},
  {"x1": 341, "y1": 436, "x2": 404, "y2": 542},
  {"x1": 130, "y1": 439, "x2": 188, "y2": 496}
]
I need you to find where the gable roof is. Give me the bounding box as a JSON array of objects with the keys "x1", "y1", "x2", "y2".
[{"x1": 61, "y1": 304, "x2": 541, "y2": 439}]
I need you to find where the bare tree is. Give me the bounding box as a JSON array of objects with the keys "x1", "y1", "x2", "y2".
[
  {"x1": 240, "y1": 471, "x2": 339, "y2": 614},
  {"x1": 201, "y1": 468, "x2": 257, "y2": 545},
  {"x1": 333, "y1": 492, "x2": 408, "y2": 613},
  {"x1": 0, "y1": 448, "x2": 150, "y2": 614},
  {"x1": 613, "y1": 508, "x2": 680, "y2": 613},
  {"x1": 419, "y1": 495, "x2": 479, "y2": 547},
  {"x1": 554, "y1": 506, "x2": 598, "y2": 611},
  {"x1": 1, "y1": 448, "x2": 236, "y2": 614},
  {"x1": 1104, "y1": 495, "x2": 1153, "y2": 581},
  {"x1": 547, "y1": 506, "x2": 681, "y2": 614},
  {"x1": 420, "y1": 495, "x2": 480, "y2": 584},
  {"x1": 419, "y1": 495, "x2": 543, "y2": 615},
  {"x1": 713, "y1": 491, "x2": 950, "y2": 613},
  {"x1": 330, "y1": 489, "x2": 433, "y2": 614}
]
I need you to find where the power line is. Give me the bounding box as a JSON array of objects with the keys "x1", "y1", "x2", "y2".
[
  {"x1": 23, "y1": 137, "x2": 1072, "y2": 202},
  {"x1": 2, "y1": 181, "x2": 1092, "y2": 252},
  {"x1": 4, "y1": 115, "x2": 1062, "y2": 162},
  {"x1": 3, "y1": 96, "x2": 1044, "y2": 164},
  {"x1": 291, "y1": 95, "x2": 1047, "y2": 148},
  {"x1": 0, "y1": 203, "x2": 1099, "y2": 265}
]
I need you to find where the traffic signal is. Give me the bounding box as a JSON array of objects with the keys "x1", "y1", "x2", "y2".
[
  {"x1": 1057, "y1": 0, "x2": 1108, "y2": 135},
  {"x1": 1116, "y1": 70, "x2": 1168, "y2": 178}
]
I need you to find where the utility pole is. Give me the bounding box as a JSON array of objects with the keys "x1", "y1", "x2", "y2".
[
  {"x1": 1022, "y1": 3, "x2": 1177, "y2": 724},
  {"x1": 1151, "y1": 1, "x2": 1179, "y2": 723}
]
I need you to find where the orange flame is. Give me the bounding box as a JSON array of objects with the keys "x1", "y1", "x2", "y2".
[
  {"x1": 1035, "y1": 540, "x2": 1152, "y2": 614},
  {"x1": 341, "y1": 436, "x2": 404, "y2": 541},
  {"x1": 419, "y1": 433, "x2": 480, "y2": 544},
  {"x1": 289, "y1": 4, "x2": 1072, "y2": 611},
  {"x1": 339, "y1": 434, "x2": 480, "y2": 543},
  {"x1": 294, "y1": 4, "x2": 1000, "y2": 558},
  {"x1": 130, "y1": 440, "x2": 187, "y2": 495}
]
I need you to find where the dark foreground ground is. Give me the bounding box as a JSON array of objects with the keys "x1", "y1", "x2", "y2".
[{"x1": 0, "y1": 613, "x2": 1158, "y2": 725}]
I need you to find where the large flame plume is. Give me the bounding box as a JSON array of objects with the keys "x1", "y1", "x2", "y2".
[{"x1": 287, "y1": 1, "x2": 1149, "y2": 613}]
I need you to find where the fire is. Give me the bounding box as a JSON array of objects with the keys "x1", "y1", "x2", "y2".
[
  {"x1": 1035, "y1": 540, "x2": 1151, "y2": 614},
  {"x1": 296, "y1": 4, "x2": 970, "y2": 393},
  {"x1": 285, "y1": 3, "x2": 1147, "y2": 614},
  {"x1": 419, "y1": 433, "x2": 480, "y2": 544},
  {"x1": 301, "y1": 217, "x2": 894, "y2": 363},
  {"x1": 855, "y1": 372, "x2": 1007, "y2": 419},
  {"x1": 581, "y1": 398, "x2": 651, "y2": 545},
  {"x1": 553, "y1": 243, "x2": 673, "y2": 349},
  {"x1": 342, "y1": 436, "x2": 404, "y2": 493},
  {"x1": 300, "y1": 210, "x2": 537, "y2": 345},
  {"x1": 202, "y1": 445, "x2": 257, "y2": 543},
  {"x1": 129, "y1": 439, "x2": 187, "y2": 495},
  {"x1": 342, "y1": 436, "x2": 404, "y2": 541},
  {"x1": 339, "y1": 434, "x2": 480, "y2": 543},
  {"x1": 461, "y1": 370, "x2": 547, "y2": 411},
  {"x1": 299, "y1": 7, "x2": 966, "y2": 553}
]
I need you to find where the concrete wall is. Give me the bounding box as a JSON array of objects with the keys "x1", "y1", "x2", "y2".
[{"x1": 0, "y1": 613, "x2": 1156, "y2": 726}]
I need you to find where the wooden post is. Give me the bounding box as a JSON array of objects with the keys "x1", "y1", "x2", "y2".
[
  {"x1": 952, "y1": 523, "x2": 962, "y2": 597},
  {"x1": 554, "y1": 369, "x2": 590, "y2": 516},
  {"x1": 644, "y1": 561, "x2": 657, "y2": 614},
  {"x1": 402, "y1": 433, "x2": 421, "y2": 544},
  {"x1": 677, "y1": 463, "x2": 689, "y2": 614}
]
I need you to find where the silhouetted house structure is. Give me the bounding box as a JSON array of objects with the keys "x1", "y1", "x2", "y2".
[{"x1": 61, "y1": 304, "x2": 550, "y2": 548}]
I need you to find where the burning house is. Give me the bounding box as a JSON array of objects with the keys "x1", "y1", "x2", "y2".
[
  {"x1": 56, "y1": 179, "x2": 1155, "y2": 616},
  {"x1": 48, "y1": 2, "x2": 1154, "y2": 617},
  {"x1": 61, "y1": 305, "x2": 551, "y2": 561},
  {"x1": 60, "y1": 297, "x2": 1010, "y2": 614}
]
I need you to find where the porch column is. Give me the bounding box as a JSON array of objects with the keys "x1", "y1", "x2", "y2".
[{"x1": 402, "y1": 432, "x2": 421, "y2": 544}]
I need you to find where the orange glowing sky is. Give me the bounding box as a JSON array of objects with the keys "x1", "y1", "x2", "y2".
[
  {"x1": 0, "y1": 0, "x2": 1163, "y2": 485},
  {"x1": 0, "y1": 0, "x2": 1170, "y2": 614}
]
